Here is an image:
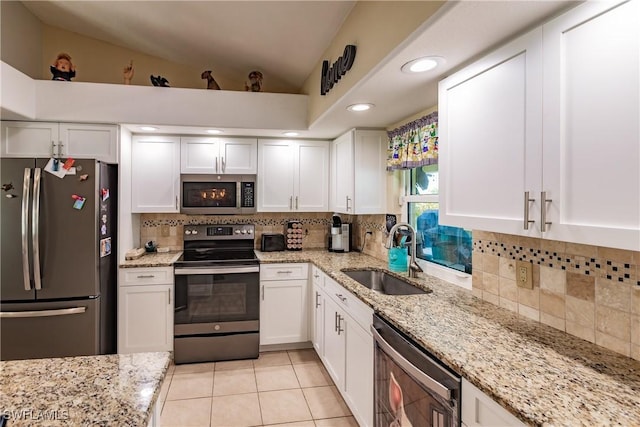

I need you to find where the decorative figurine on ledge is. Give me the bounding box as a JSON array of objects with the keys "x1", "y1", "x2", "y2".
[
  {"x1": 244, "y1": 70, "x2": 263, "y2": 92},
  {"x1": 50, "y1": 52, "x2": 76, "y2": 81},
  {"x1": 123, "y1": 60, "x2": 134, "y2": 85},
  {"x1": 150, "y1": 75, "x2": 170, "y2": 87},
  {"x1": 201, "y1": 70, "x2": 221, "y2": 90}
]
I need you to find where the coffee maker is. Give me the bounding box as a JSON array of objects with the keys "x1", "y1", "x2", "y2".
[{"x1": 329, "y1": 214, "x2": 351, "y2": 252}]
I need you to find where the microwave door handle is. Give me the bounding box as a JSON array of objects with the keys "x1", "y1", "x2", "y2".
[
  {"x1": 32, "y1": 168, "x2": 42, "y2": 290},
  {"x1": 21, "y1": 168, "x2": 32, "y2": 291},
  {"x1": 237, "y1": 181, "x2": 242, "y2": 208}
]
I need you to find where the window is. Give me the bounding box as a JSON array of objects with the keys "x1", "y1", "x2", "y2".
[{"x1": 404, "y1": 166, "x2": 472, "y2": 274}]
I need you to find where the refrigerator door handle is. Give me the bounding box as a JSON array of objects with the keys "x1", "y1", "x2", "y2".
[
  {"x1": 21, "y1": 168, "x2": 32, "y2": 291},
  {"x1": 0, "y1": 307, "x2": 87, "y2": 318},
  {"x1": 32, "y1": 168, "x2": 42, "y2": 290}
]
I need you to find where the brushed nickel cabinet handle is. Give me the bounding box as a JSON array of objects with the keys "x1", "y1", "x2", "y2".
[
  {"x1": 524, "y1": 191, "x2": 535, "y2": 230},
  {"x1": 541, "y1": 191, "x2": 552, "y2": 232}
]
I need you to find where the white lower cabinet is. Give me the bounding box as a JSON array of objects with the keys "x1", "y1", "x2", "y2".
[
  {"x1": 118, "y1": 267, "x2": 174, "y2": 354},
  {"x1": 462, "y1": 378, "x2": 525, "y2": 427},
  {"x1": 259, "y1": 263, "x2": 309, "y2": 346},
  {"x1": 311, "y1": 266, "x2": 325, "y2": 356},
  {"x1": 317, "y1": 275, "x2": 374, "y2": 427}
]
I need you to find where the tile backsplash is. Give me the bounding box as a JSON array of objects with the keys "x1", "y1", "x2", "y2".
[
  {"x1": 472, "y1": 230, "x2": 640, "y2": 361},
  {"x1": 139, "y1": 213, "x2": 391, "y2": 259}
]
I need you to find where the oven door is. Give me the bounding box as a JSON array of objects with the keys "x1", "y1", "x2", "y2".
[
  {"x1": 372, "y1": 315, "x2": 461, "y2": 427},
  {"x1": 174, "y1": 265, "x2": 260, "y2": 327}
]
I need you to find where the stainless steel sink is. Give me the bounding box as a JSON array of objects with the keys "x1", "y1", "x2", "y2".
[{"x1": 341, "y1": 268, "x2": 428, "y2": 295}]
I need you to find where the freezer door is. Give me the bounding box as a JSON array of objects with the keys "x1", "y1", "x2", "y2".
[
  {"x1": 0, "y1": 158, "x2": 36, "y2": 301},
  {"x1": 0, "y1": 298, "x2": 100, "y2": 360},
  {"x1": 34, "y1": 159, "x2": 100, "y2": 299}
]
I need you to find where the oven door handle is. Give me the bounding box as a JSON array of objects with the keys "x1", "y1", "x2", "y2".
[
  {"x1": 371, "y1": 325, "x2": 453, "y2": 401},
  {"x1": 174, "y1": 266, "x2": 260, "y2": 275}
]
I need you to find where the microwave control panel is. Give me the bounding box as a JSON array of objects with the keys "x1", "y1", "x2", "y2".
[{"x1": 241, "y1": 182, "x2": 255, "y2": 208}]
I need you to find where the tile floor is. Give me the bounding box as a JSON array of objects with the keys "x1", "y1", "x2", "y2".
[{"x1": 158, "y1": 349, "x2": 359, "y2": 427}]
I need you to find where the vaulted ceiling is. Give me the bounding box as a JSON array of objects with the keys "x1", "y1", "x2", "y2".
[{"x1": 19, "y1": 1, "x2": 578, "y2": 138}]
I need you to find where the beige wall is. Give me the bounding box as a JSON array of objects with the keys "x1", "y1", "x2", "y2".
[
  {"x1": 302, "y1": 1, "x2": 444, "y2": 124},
  {"x1": 41, "y1": 25, "x2": 228, "y2": 89},
  {"x1": 0, "y1": 0, "x2": 42, "y2": 78}
]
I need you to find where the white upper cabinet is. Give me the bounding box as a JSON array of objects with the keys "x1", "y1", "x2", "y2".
[
  {"x1": 257, "y1": 139, "x2": 329, "y2": 212},
  {"x1": 131, "y1": 135, "x2": 180, "y2": 213},
  {"x1": 438, "y1": 28, "x2": 543, "y2": 237},
  {"x1": 330, "y1": 129, "x2": 387, "y2": 215},
  {"x1": 1, "y1": 121, "x2": 118, "y2": 163},
  {"x1": 541, "y1": 0, "x2": 639, "y2": 251},
  {"x1": 439, "y1": 0, "x2": 639, "y2": 250},
  {"x1": 180, "y1": 136, "x2": 257, "y2": 174}
]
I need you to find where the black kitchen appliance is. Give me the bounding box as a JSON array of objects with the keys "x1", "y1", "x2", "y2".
[
  {"x1": 261, "y1": 233, "x2": 285, "y2": 252},
  {"x1": 180, "y1": 174, "x2": 256, "y2": 215},
  {"x1": 173, "y1": 224, "x2": 259, "y2": 364}
]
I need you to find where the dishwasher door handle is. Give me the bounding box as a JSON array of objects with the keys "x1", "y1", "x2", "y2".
[{"x1": 371, "y1": 325, "x2": 453, "y2": 401}]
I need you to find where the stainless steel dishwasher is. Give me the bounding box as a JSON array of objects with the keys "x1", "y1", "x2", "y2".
[{"x1": 372, "y1": 314, "x2": 461, "y2": 427}]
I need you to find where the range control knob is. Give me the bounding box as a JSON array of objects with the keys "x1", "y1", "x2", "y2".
[
  {"x1": 185, "y1": 230, "x2": 191, "y2": 235},
  {"x1": 247, "y1": 229, "x2": 253, "y2": 234},
  {"x1": 192, "y1": 230, "x2": 198, "y2": 235},
  {"x1": 241, "y1": 229, "x2": 247, "y2": 234},
  {"x1": 235, "y1": 230, "x2": 241, "y2": 234}
]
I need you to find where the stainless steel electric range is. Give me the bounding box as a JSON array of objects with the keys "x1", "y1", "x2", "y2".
[{"x1": 173, "y1": 224, "x2": 259, "y2": 364}]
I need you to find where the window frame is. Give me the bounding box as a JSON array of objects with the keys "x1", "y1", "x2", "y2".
[{"x1": 400, "y1": 170, "x2": 472, "y2": 289}]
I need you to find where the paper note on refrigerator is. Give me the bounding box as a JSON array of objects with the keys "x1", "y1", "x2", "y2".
[{"x1": 44, "y1": 158, "x2": 67, "y2": 178}]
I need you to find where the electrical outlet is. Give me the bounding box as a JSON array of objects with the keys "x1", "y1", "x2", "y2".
[{"x1": 516, "y1": 260, "x2": 533, "y2": 289}]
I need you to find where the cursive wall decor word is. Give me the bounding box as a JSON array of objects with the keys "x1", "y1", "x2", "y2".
[{"x1": 320, "y1": 44, "x2": 357, "y2": 96}]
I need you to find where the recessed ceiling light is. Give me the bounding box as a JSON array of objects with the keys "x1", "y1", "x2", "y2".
[
  {"x1": 283, "y1": 132, "x2": 299, "y2": 137},
  {"x1": 347, "y1": 103, "x2": 374, "y2": 112},
  {"x1": 401, "y1": 56, "x2": 445, "y2": 73},
  {"x1": 139, "y1": 126, "x2": 158, "y2": 131},
  {"x1": 206, "y1": 129, "x2": 223, "y2": 134}
]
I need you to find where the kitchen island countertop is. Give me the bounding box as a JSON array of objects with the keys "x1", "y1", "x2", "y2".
[
  {"x1": 257, "y1": 250, "x2": 640, "y2": 426},
  {"x1": 0, "y1": 351, "x2": 170, "y2": 426}
]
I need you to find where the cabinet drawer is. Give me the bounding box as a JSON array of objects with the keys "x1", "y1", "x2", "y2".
[
  {"x1": 311, "y1": 266, "x2": 325, "y2": 288},
  {"x1": 325, "y1": 277, "x2": 373, "y2": 332},
  {"x1": 260, "y1": 263, "x2": 309, "y2": 281},
  {"x1": 119, "y1": 267, "x2": 174, "y2": 286}
]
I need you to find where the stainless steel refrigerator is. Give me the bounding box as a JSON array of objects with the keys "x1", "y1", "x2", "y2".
[{"x1": 0, "y1": 158, "x2": 117, "y2": 360}]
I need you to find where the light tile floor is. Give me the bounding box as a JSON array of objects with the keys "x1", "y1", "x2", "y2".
[{"x1": 158, "y1": 349, "x2": 359, "y2": 427}]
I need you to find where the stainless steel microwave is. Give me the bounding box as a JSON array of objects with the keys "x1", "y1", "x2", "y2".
[{"x1": 180, "y1": 174, "x2": 256, "y2": 214}]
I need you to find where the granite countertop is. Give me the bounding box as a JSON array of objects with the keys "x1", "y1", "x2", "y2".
[
  {"x1": 119, "y1": 251, "x2": 182, "y2": 268},
  {"x1": 0, "y1": 352, "x2": 170, "y2": 426},
  {"x1": 257, "y1": 250, "x2": 640, "y2": 426}
]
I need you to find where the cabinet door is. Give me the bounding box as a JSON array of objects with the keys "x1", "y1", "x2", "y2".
[
  {"x1": 311, "y1": 282, "x2": 324, "y2": 356},
  {"x1": 260, "y1": 279, "x2": 308, "y2": 345},
  {"x1": 438, "y1": 28, "x2": 543, "y2": 236},
  {"x1": 180, "y1": 137, "x2": 219, "y2": 174},
  {"x1": 60, "y1": 123, "x2": 118, "y2": 163},
  {"x1": 131, "y1": 136, "x2": 180, "y2": 212},
  {"x1": 344, "y1": 318, "x2": 374, "y2": 427},
  {"x1": 353, "y1": 130, "x2": 387, "y2": 214},
  {"x1": 1, "y1": 121, "x2": 58, "y2": 158},
  {"x1": 257, "y1": 139, "x2": 295, "y2": 211},
  {"x1": 331, "y1": 131, "x2": 354, "y2": 214},
  {"x1": 542, "y1": 0, "x2": 640, "y2": 250},
  {"x1": 321, "y1": 296, "x2": 345, "y2": 390},
  {"x1": 118, "y1": 284, "x2": 173, "y2": 353},
  {"x1": 220, "y1": 137, "x2": 258, "y2": 174},
  {"x1": 295, "y1": 140, "x2": 329, "y2": 211}
]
